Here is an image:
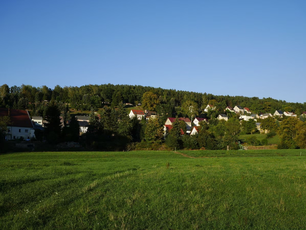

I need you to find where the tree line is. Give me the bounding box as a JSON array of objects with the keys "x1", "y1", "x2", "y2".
[
  {"x1": 1, "y1": 84, "x2": 306, "y2": 116},
  {"x1": 1, "y1": 83, "x2": 306, "y2": 152}
]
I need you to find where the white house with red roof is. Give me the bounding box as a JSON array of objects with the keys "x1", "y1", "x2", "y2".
[
  {"x1": 129, "y1": 109, "x2": 145, "y2": 120},
  {"x1": 129, "y1": 109, "x2": 157, "y2": 120},
  {"x1": 244, "y1": 107, "x2": 251, "y2": 114},
  {"x1": 193, "y1": 117, "x2": 207, "y2": 126},
  {"x1": 204, "y1": 104, "x2": 216, "y2": 113},
  {"x1": 224, "y1": 106, "x2": 234, "y2": 113},
  {"x1": 164, "y1": 117, "x2": 192, "y2": 134},
  {"x1": 190, "y1": 126, "x2": 200, "y2": 136},
  {"x1": 0, "y1": 108, "x2": 35, "y2": 140}
]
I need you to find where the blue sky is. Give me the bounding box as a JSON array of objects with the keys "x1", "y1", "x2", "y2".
[{"x1": 1, "y1": 0, "x2": 305, "y2": 103}]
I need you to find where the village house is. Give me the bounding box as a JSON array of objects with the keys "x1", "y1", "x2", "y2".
[
  {"x1": 190, "y1": 126, "x2": 200, "y2": 136},
  {"x1": 224, "y1": 106, "x2": 234, "y2": 113},
  {"x1": 75, "y1": 115, "x2": 90, "y2": 134},
  {"x1": 129, "y1": 109, "x2": 156, "y2": 120},
  {"x1": 164, "y1": 117, "x2": 191, "y2": 134},
  {"x1": 217, "y1": 114, "x2": 228, "y2": 121},
  {"x1": 204, "y1": 104, "x2": 216, "y2": 113},
  {"x1": 239, "y1": 114, "x2": 256, "y2": 121},
  {"x1": 284, "y1": 111, "x2": 297, "y2": 117},
  {"x1": 129, "y1": 109, "x2": 145, "y2": 120},
  {"x1": 193, "y1": 117, "x2": 207, "y2": 126},
  {"x1": 244, "y1": 107, "x2": 251, "y2": 114},
  {"x1": 0, "y1": 108, "x2": 35, "y2": 140},
  {"x1": 31, "y1": 116, "x2": 44, "y2": 127},
  {"x1": 274, "y1": 110, "x2": 284, "y2": 117},
  {"x1": 233, "y1": 106, "x2": 244, "y2": 114},
  {"x1": 78, "y1": 121, "x2": 89, "y2": 134},
  {"x1": 258, "y1": 113, "x2": 272, "y2": 119},
  {"x1": 145, "y1": 110, "x2": 157, "y2": 120}
]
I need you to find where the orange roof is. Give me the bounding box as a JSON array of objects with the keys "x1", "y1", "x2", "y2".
[
  {"x1": 131, "y1": 109, "x2": 145, "y2": 115},
  {"x1": 168, "y1": 117, "x2": 191, "y2": 123}
]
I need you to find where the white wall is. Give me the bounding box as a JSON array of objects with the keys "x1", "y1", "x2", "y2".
[{"x1": 6, "y1": 126, "x2": 35, "y2": 140}]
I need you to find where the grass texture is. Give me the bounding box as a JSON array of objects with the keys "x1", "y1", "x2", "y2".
[{"x1": 1, "y1": 150, "x2": 306, "y2": 229}]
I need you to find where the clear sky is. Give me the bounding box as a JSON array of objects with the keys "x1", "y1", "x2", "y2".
[{"x1": 1, "y1": 0, "x2": 305, "y2": 103}]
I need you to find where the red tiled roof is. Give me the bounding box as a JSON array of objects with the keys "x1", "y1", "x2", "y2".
[
  {"x1": 0, "y1": 108, "x2": 33, "y2": 128},
  {"x1": 168, "y1": 117, "x2": 191, "y2": 123},
  {"x1": 244, "y1": 107, "x2": 250, "y2": 111},
  {"x1": 131, "y1": 110, "x2": 145, "y2": 115},
  {"x1": 195, "y1": 117, "x2": 206, "y2": 121}
]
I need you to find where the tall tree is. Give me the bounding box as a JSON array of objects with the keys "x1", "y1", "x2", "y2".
[
  {"x1": 278, "y1": 117, "x2": 299, "y2": 149},
  {"x1": 241, "y1": 119, "x2": 257, "y2": 134},
  {"x1": 295, "y1": 120, "x2": 306, "y2": 149},
  {"x1": 0, "y1": 116, "x2": 10, "y2": 153},
  {"x1": 44, "y1": 103, "x2": 61, "y2": 144},
  {"x1": 165, "y1": 118, "x2": 183, "y2": 150},
  {"x1": 144, "y1": 117, "x2": 163, "y2": 143},
  {"x1": 142, "y1": 91, "x2": 159, "y2": 111},
  {"x1": 224, "y1": 118, "x2": 241, "y2": 150},
  {"x1": 181, "y1": 100, "x2": 199, "y2": 121}
]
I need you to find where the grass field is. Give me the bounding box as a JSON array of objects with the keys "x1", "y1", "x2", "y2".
[
  {"x1": 239, "y1": 133, "x2": 281, "y2": 145},
  {"x1": 1, "y1": 150, "x2": 306, "y2": 229}
]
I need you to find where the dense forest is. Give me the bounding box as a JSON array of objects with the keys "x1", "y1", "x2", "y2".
[{"x1": 0, "y1": 84, "x2": 305, "y2": 116}]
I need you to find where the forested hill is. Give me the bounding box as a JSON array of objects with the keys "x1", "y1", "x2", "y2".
[{"x1": 0, "y1": 84, "x2": 305, "y2": 115}]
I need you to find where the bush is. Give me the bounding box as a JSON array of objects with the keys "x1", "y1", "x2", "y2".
[
  {"x1": 165, "y1": 135, "x2": 182, "y2": 150},
  {"x1": 261, "y1": 138, "x2": 268, "y2": 145},
  {"x1": 267, "y1": 131, "x2": 276, "y2": 139},
  {"x1": 246, "y1": 136, "x2": 260, "y2": 146},
  {"x1": 182, "y1": 135, "x2": 199, "y2": 149}
]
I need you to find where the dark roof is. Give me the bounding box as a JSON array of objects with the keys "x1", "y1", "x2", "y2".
[
  {"x1": 195, "y1": 117, "x2": 206, "y2": 121},
  {"x1": 78, "y1": 121, "x2": 89, "y2": 127},
  {"x1": 32, "y1": 116, "x2": 43, "y2": 120},
  {"x1": 276, "y1": 110, "x2": 284, "y2": 114},
  {"x1": 0, "y1": 108, "x2": 33, "y2": 128}
]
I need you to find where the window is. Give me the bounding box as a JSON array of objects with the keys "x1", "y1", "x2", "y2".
[
  {"x1": 19, "y1": 129, "x2": 21, "y2": 132},
  {"x1": 25, "y1": 129, "x2": 28, "y2": 133}
]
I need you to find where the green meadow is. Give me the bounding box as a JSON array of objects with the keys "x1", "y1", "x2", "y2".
[{"x1": 1, "y1": 150, "x2": 306, "y2": 229}]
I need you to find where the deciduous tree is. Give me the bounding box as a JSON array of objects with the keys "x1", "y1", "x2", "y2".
[
  {"x1": 144, "y1": 117, "x2": 163, "y2": 142},
  {"x1": 142, "y1": 92, "x2": 159, "y2": 111}
]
